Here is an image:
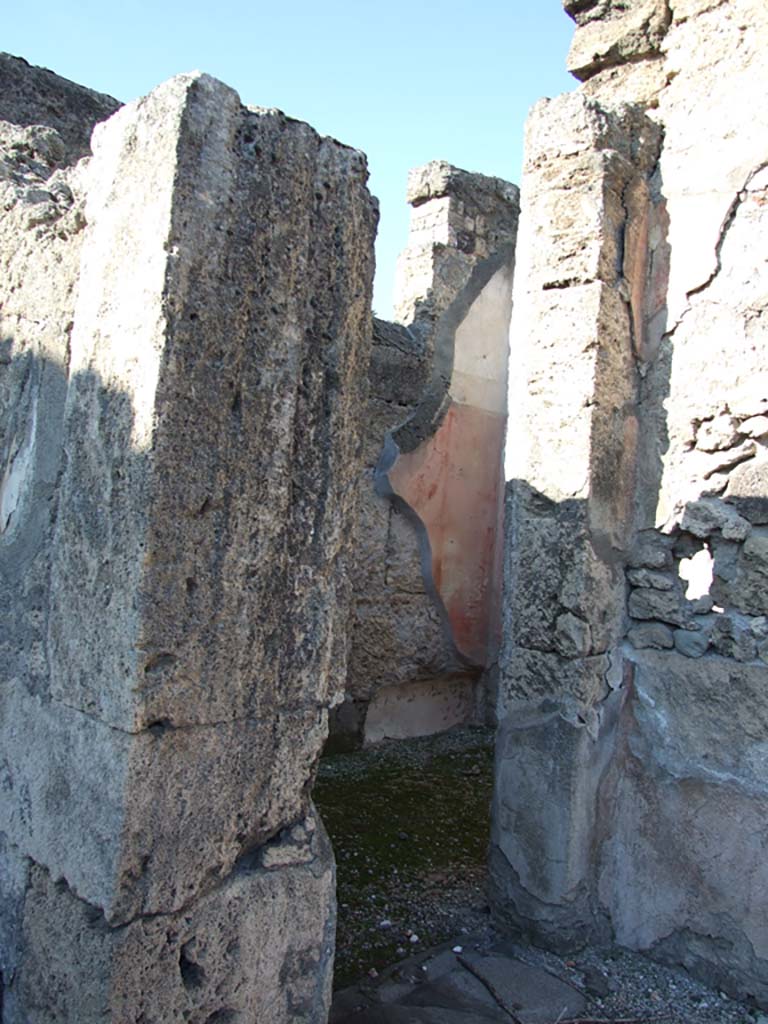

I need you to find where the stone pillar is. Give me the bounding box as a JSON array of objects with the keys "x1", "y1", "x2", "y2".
[
  {"x1": 490, "y1": 93, "x2": 662, "y2": 947},
  {"x1": 0, "y1": 65, "x2": 376, "y2": 1022}
]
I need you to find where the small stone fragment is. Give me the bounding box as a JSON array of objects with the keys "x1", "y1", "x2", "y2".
[
  {"x1": 696, "y1": 414, "x2": 740, "y2": 452},
  {"x1": 581, "y1": 965, "x2": 612, "y2": 998},
  {"x1": 739, "y1": 415, "x2": 768, "y2": 438},
  {"x1": 554, "y1": 611, "x2": 592, "y2": 657}
]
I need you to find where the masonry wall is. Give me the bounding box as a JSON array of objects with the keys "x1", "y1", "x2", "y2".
[
  {"x1": 338, "y1": 162, "x2": 518, "y2": 747},
  {"x1": 0, "y1": 57, "x2": 376, "y2": 1022},
  {"x1": 490, "y1": 0, "x2": 768, "y2": 1006}
]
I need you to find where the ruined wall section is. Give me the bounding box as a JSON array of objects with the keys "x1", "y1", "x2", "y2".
[
  {"x1": 0, "y1": 61, "x2": 377, "y2": 1023},
  {"x1": 492, "y1": 0, "x2": 768, "y2": 1006},
  {"x1": 492, "y1": 93, "x2": 662, "y2": 944},
  {"x1": 341, "y1": 163, "x2": 518, "y2": 747},
  {"x1": 0, "y1": 52, "x2": 120, "y2": 160}
]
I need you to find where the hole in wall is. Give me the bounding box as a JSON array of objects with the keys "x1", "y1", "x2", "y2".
[
  {"x1": 678, "y1": 543, "x2": 714, "y2": 600},
  {"x1": 179, "y1": 941, "x2": 206, "y2": 990}
]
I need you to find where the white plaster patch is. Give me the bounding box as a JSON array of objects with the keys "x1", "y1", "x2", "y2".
[
  {"x1": 0, "y1": 398, "x2": 37, "y2": 535},
  {"x1": 451, "y1": 263, "x2": 514, "y2": 416},
  {"x1": 363, "y1": 676, "x2": 478, "y2": 746}
]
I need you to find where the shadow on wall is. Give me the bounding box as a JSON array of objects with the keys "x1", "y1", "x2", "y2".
[{"x1": 0, "y1": 336, "x2": 342, "y2": 1020}]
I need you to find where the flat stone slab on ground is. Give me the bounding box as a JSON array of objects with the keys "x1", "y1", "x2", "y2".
[
  {"x1": 401, "y1": 965, "x2": 507, "y2": 1016},
  {"x1": 331, "y1": 941, "x2": 587, "y2": 1023},
  {"x1": 333, "y1": 1005, "x2": 510, "y2": 1023},
  {"x1": 460, "y1": 951, "x2": 586, "y2": 1023}
]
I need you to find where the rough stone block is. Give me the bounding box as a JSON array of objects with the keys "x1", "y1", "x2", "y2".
[
  {"x1": 628, "y1": 587, "x2": 690, "y2": 627},
  {"x1": 498, "y1": 647, "x2": 617, "y2": 715},
  {"x1": 628, "y1": 622, "x2": 675, "y2": 650},
  {"x1": 673, "y1": 627, "x2": 710, "y2": 658},
  {"x1": 726, "y1": 456, "x2": 768, "y2": 525},
  {"x1": 712, "y1": 531, "x2": 768, "y2": 617},
  {"x1": 1, "y1": 61, "x2": 376, "y2": 1022},
  {"x1": 681, "y1": 498, "x2": 752, "y2": 541},
  {"x1": 626, "y1": 568, "x2": 675, "y2": 590},
  {"x1": 16, "y1": 815, "x2": 335, "y2": 1024},
  {"x1": 565, "y1": 1, "x2": 672, "y2": 82}
]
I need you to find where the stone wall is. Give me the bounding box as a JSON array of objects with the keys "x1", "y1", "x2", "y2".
[
  {"x1": 337, "y1": 162, "x2": 518, "y2": 747},
  {"x1": 0, "y1": 58, "x2": 376, "y2": 1022},
  {"x1": 491, "y1": 0, "x2": 768, "y2": 1007}
]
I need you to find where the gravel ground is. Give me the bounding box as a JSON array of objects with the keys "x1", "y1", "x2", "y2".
[
  {"x1": 492, "y1": 932, "x2": 760, "y2": 1024},
  {"x1": 315, "y1": 726, "x2": 762, "y2": 1022}
]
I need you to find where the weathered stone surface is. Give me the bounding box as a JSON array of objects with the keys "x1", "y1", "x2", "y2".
[
  {"x1": 554, "y1": 611, "x2": 592, "y2": 657},
  {"x1": 627, "y1": 531, "x2": 674, "y2": 569},
  {"x1": 712, "y1": 531, "x2": 768, "y2": 617},
  {"x1": 628, "y1": 622, "x2": 674, "y2": 650},
  {"x1": 502, "y1": 483, "x2": 623, "y2": 661},
  {"x1": 395, "y1": 161, "x2": 519, "y2": 332},
  {"x1": 1, "y1": 62, "x2": 376, "y2": 1022},
  {"x1": 46, "y1": 73, "x2": 375, "y2": 734},
  {"x1": 494, "y1": 1, "x2": 768, "y2": 1007},
  {"x1": 499, "y1": 648, "x2": 618, "y2": 713},
  {"x1": 740, "y1": 415, "x2": 768, "y2": 439},
  {"x1": 598, "y1": 651, "x2": 768, "y2": 1005},
  {"x1": 2, "y1": 72, "x2": 375, "y2": 926},
  {"x1": 401, "y1": 966, "x2": 503, "y2": 1016},
  {"x1": 626, "y1": 568, "x2": 675, "y2": 590},
  {"x1": 695, "y1": 413, "x2": 741, "y2": 452},
  {"x1": 490, "y1": 690, "x2": 623, "y2": 951},
  {"x1": 672, "y1": 627, "x2": 710, "y2": 658},
  {"x1": 627, "y1": 586, "x2": 690, "y2": 627},
  {"x1": 565, "y1": 0, "x2": 672, "y2": 83},
  {"x1": 0, "y1": 52, "x2": 120, "y2": 161},
  {"x1": 348, "y1": 596, "x2": 461, "y2": 701},
  {"x1": 681, "y1": 498, "x2": 752, "y2": 542},
  {"x1": 459, "y1": 952, "x2": 586, "y2": 1024},
  {"x1": 17, "y1": 814, "x2": 335, "y2": 1024},
  {"x1": 709, "y1": 614, "x2": 758, "y2": 662}
]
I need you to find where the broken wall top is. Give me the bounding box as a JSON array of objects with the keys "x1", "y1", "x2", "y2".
[{"x1": 0, "y1": 52, "x2": 121, "y2": 161}]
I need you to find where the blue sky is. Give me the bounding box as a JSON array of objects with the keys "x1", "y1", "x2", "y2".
[{"x1": 4, "y1": 1, "x2": 576, "y2": 317}]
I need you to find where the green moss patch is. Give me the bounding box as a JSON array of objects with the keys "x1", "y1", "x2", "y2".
[{"x1": 313, "y1": 726, "x2": 495, "y2": 989}]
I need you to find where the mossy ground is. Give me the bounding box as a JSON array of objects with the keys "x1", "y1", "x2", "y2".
[{"x1": 313, "y1": 726, "x2": 495, "y2": 989}]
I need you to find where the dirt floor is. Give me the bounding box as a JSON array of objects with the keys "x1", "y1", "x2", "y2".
[
  {"x1": 314, "y1": 726, "x2": 494, "y2": 989},
  {"x1": 314, "y1": 725, "x2": 762, "y2": 1024}
]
